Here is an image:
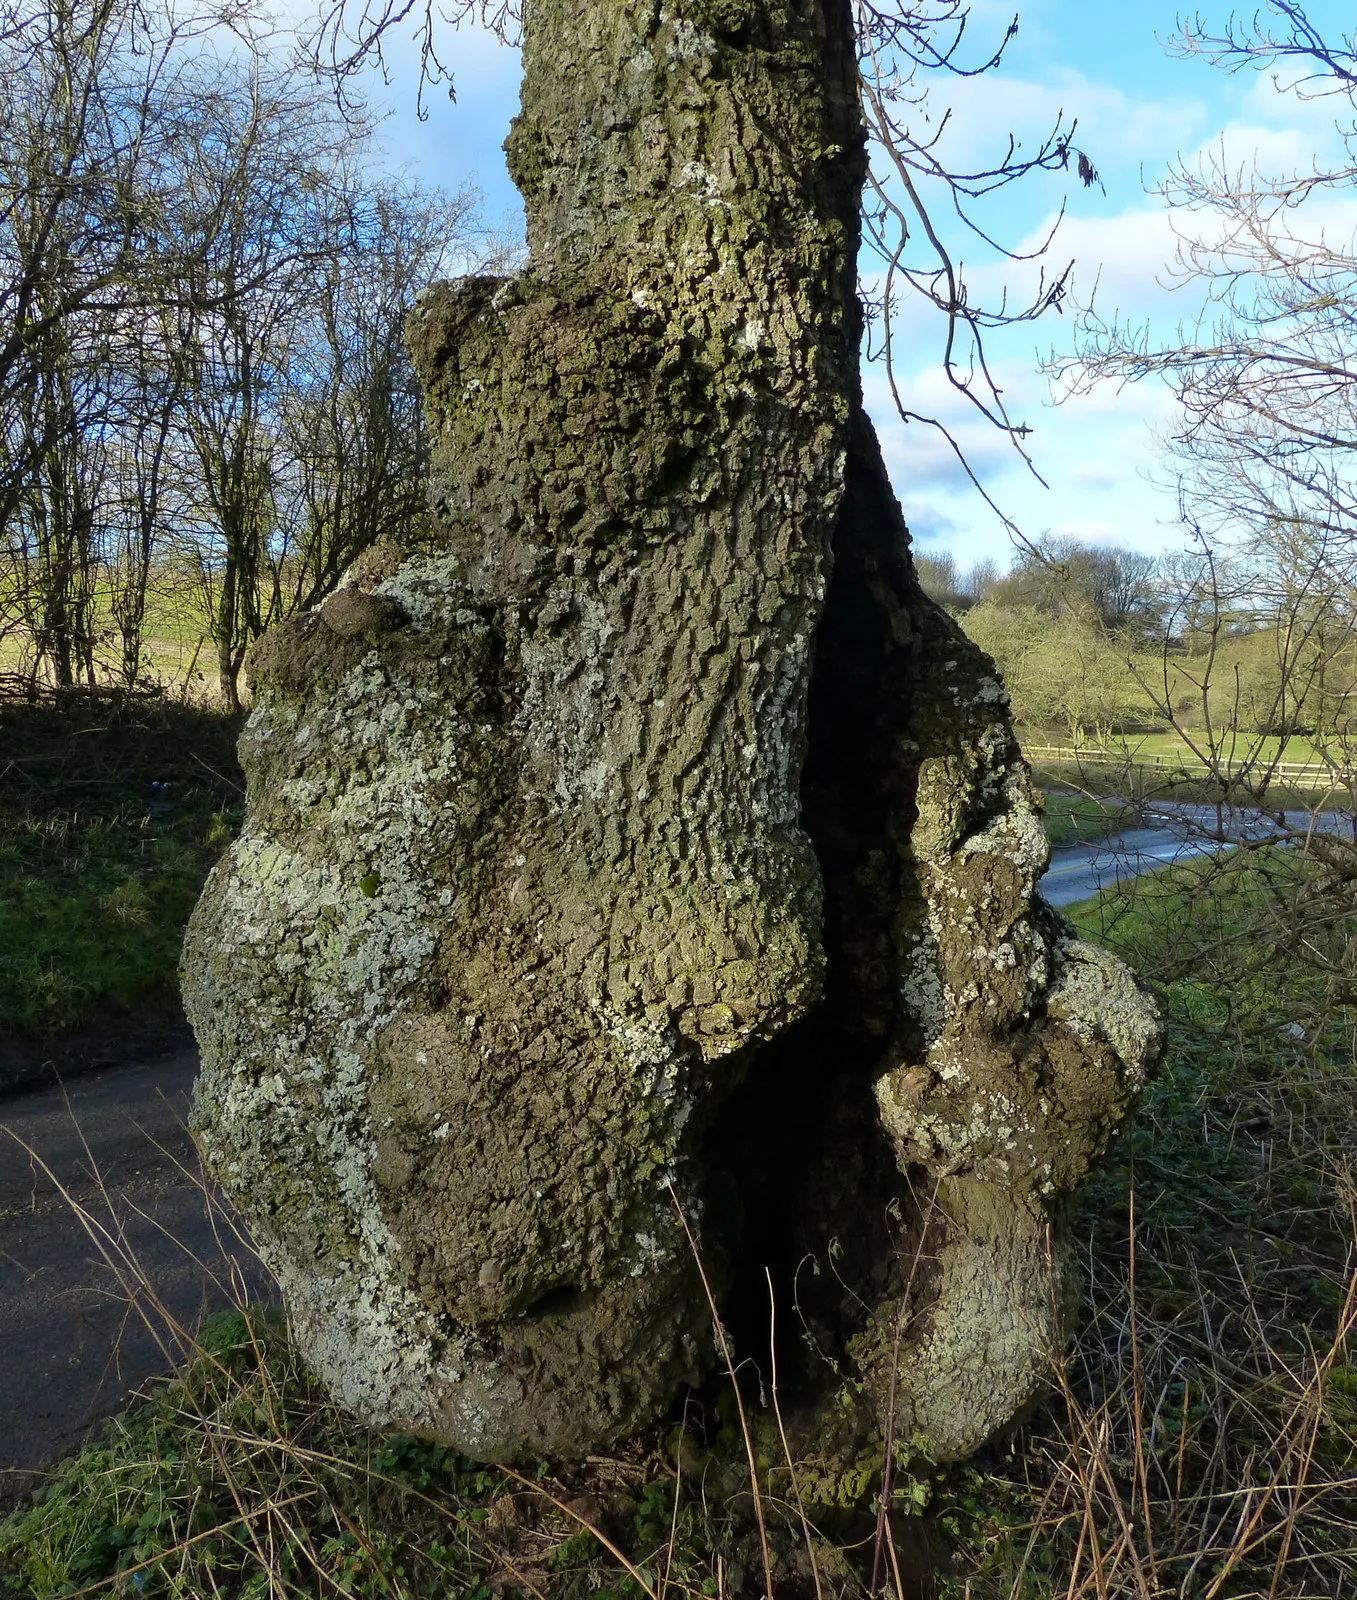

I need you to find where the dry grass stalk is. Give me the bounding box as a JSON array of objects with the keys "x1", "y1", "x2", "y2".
[{"x1": 665, "y1": 1177, "x2": 777, "y2": 1600}]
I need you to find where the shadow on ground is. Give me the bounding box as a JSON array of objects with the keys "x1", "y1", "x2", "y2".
[{"x1": 0, "y1": 1048, "x2": 269, "y2": 1509}]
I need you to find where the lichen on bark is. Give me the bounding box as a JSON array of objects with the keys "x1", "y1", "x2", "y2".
[{"x1": 183, "y1": 0, "x2": 1160, "y2": 1465}]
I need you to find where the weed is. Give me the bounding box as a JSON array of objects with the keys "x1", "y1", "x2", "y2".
[
  {"x1": 929, "y1": 870, "x2": 1357, "y2": 1598},
  {"x1": 0, "y1": 1295, "x2": 883, "y2": 1599},
  {"x1": 0, "y1": 1149, "x2": 884, "y2": 1600}
]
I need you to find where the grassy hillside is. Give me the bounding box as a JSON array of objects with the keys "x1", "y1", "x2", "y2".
[{"x1": 0, "y1": 693, "x2": 243, "y2": 1042}]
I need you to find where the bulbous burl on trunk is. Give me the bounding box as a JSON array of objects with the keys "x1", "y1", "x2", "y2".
[{"x1": 183, "y1": 0, "x2": 1159, "y2": 1464}]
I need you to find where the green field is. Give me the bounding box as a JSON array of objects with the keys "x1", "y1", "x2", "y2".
[
  {"x1": 0, "y1": 694, "x2": 243, "y2": 1040},
  {"x1": 0, "y1": 571, "x2": 223, "y2": 699},
  {"x1": 1028, "y1": 727, "x2": 1345, "y2": 767}
]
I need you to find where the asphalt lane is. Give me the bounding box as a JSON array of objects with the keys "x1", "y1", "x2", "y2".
[
  {"x1": 1043, "y1": 824, "x2": 1208, "y2": 906},
  {"x1": 0, "y1": 1051, "x2": 270, "y2": 1502},
  {"x1": 1041, "y1": 800, "x2": 1353, "y2": 906}
]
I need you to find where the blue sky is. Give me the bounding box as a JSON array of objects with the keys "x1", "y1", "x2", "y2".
[{"x1": 350, "y1": 1, "x2": 1353, "y2": 573}]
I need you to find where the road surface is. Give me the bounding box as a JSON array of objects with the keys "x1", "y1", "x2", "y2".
[
  {"x1": 1041, "y1": 801, "x2": 1352, "y2": 906},
  {"x1": 1043, "y1": 823, "x2": 1210, "y2": 905},
  {"x1": 1, "y1": 800, "x2": 1347, "y2": 1501},
  {"x1": 0, "y1": 1052, "x2": 269, "y2": 1507}
]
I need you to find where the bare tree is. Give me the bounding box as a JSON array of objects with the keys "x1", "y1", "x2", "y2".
[
  {"x1": 1056, "y1": 2, "x2": 1357, "y2": 1020},
  {"x1": 103, "y1": 311, "x2": 193, "y2": 689},
  {"x1": 176, "y1": 126, "x2": 475, "y2": 709},
  {"x1": 161, "y1": 65, "x2": 359, "y2": 710},
  {"x1": 0, "y1": 2, "x2": 478, "y2": 702},
  {"x1": 916, "y1": 549, "x2": 1006, "y2": 610},
  {"x1": 961, "y1": 554, "x2": 1000, "y2": 601},
  {"x1": 984, "y1": 536, "x2": 1163, "y2": 634},
  {"x1": 0, "y1": 1, "x2": 275, "y2": 682},
  {"x1": 6, "y1": 334, "x2": 108, "y2": 686},
  {"x1": 270, "y1": 178, "x2": 472, "y2": 621},
  {"x1": 914, "y1": 547, "x2": 961, "y2": 604}
]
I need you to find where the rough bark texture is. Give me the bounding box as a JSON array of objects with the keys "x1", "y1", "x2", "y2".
[{"x1": 183, "y1": 0, "x2": 1160, "y2": 1466}]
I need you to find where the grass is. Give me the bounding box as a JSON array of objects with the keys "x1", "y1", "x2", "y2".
[
  {"x1": 929, "y1": 867, "x2": 1357, "y2": 1598},
  {"x1": 3, "y1": 727, "x2": 1356, "y2": 1595},
  {"x1": 1026, "y1": 732, "x2": 1342, "y2": 768},
  {"x1": 6, "y1": 947, "x2": 1355, "y2": 1598},
  {"x1": 1024, "y1": 729, "x2": 1357, "y2": 815},
  {"x1": 0, "y1": 1304, "x2": 725, "y2": 1600},
  {"x1": 1028, "y1": 754, "x2": 1355, "y2": 813},
  {"x1": 0, "y1": 690, "x2": 244, "y2": 1039},
  {"x1": 1069, "y1": 844, "x2": 1353, "y2": 1032},
  {"x1": 1038, "y1": 791, "x2": 1139, "y2": 848},
  {"x1": 0, "y1": 1264, "x2": 892, "y2": 1598},
  {"x1": 6, "y1": 868, "x2": 1357, "y2": 1596}
]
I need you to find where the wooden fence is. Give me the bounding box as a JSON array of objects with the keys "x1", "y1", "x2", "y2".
[{"x1": 1023, "y1": 744, "x2": 1355, "y2": 786}]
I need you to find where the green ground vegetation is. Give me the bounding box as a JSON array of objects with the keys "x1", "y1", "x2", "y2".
[
  {"x1": 4, "y1": 863, "x2": 1355, "y2": 1597},
  {"x1": 1037, "y1": 791, "x2": 1138, "y2": 847},
  {"x1": 0, "y1": 1299, "x2": 885, "y2": 1598},
  {"x1": 932, "y1": 862, "x2": 1357, "y2": 1597},
  {"x1": 0, "y1": 693, "x2": 244, "y2": 1039}
]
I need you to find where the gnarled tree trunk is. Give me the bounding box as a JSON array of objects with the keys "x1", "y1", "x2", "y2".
[{"x1": 183, "y1": 0, "x2": 1159, "y2": 1464}]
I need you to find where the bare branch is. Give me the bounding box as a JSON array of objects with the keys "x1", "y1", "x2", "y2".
[
  {"x1": 305, "y1": 0, "x2": 517, "y2": 115},
  {"x1": 1171, "y1": 2, "x2": 1357, "y2": 98},
  {"x1": 855, "y1": 0, "x2": 1098, "y2": 528}
]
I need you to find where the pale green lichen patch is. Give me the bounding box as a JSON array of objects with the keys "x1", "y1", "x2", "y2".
[
  {"x1": 185, "y1": 580, "x2": 508, "y2": 1439},
  {"x1": 1046, "y1": 934, "x2": 1164, "y2": 1075}
]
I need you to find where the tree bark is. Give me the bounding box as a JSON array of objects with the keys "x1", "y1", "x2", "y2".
[{"x1": 183, "y1": 0, "x2": 1159, "y2": 1465}]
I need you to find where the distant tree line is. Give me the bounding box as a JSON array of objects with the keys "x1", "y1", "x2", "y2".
[
  {"x1": 918, "y1": 535, "x2": 1357, "y2": 751},
  {"x1": 917, "y1": 538, "x2": 1159, "y2": 630},
  {"x1": 0, "y1": 0, "x2": 487, "y2": 709}
]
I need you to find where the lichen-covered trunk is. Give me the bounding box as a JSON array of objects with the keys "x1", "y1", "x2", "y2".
[{"x1": 182, "y1": 0, "x2": 1159, "y2": 1464}]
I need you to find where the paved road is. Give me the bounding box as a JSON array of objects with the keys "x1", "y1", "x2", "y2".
[
  {"x1": 1043, "y1": 823, "x2": 1211, "y2": 905},
  {"x1": 1041, "y1": 801, "x2": 1354, "y2": 906},
  {"x1": 0, "y1": 1052, "x2": 269, "y2": 1505}
]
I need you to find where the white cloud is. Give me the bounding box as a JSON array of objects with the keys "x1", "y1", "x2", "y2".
[
  {"x1": 898, "y1": 499, "x2": 960, "y2": 543},
  {"x1": 865, "y1": 286, "x2": 1189, "y2": 570},
  {"x1": 1066, "y1": 462, "x2": 1121, "y2": 490},
  {"x1": 973, "y1": 204, "x2": 1189, "y2": 321},
  {"x1": 919, "y1": 67, "x2": 1208, "y2": 183}
]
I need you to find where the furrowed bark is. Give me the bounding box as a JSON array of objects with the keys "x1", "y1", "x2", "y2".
[{"x1": 183, "y1": 0, "x2": 1159, "y2": 1464}]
